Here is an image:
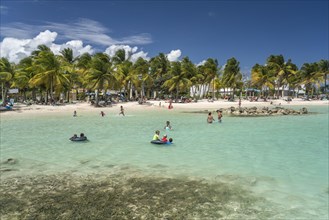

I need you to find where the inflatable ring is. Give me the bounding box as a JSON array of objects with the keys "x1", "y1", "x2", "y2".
[
  {"x1": 150, "y1": 140, "x2": 167, "y2": 145},
  {"x1": 70, "y1": 136, "x2": 88, "y2": 142}
]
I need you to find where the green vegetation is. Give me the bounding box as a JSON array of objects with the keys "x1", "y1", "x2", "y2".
[
  {"x1": 1, "y1": 45, "x2": 328, "y2": 106},
  {"x1": 0, "y1": 173, "x2": 273, "y2": 219}
]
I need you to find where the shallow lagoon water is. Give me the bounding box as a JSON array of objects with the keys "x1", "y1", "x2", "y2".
[{"x1": 0, "y1": 105, "x2": 328, "y2": 219}]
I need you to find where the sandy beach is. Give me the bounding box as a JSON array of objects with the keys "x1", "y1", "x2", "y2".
[{"x1": 1, "y1": 98, "x2": 328, "y2": 117}]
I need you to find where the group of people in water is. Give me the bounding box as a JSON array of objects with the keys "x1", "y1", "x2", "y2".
[
  {"x1": 152, "y1": 121, "x2": 174, "y2": 144},
  {"x1": 70, "y1": 133, "x2": 87, "y2": 141},
  {"x1": 73, "y1": 106, "x2": 125, "y2": 118},
  {"x1": 70, "y1": 106, "x2": 126, "y2": 141},
  {"x1": 71, "y1": 104, "x2": 223, "y2": 143},
  {"x1": 207, "y1": 110, "x2": 223, "y2": 123},
  {"x1": 100, "y1": 106, "x2": 125, "y2": 117}
]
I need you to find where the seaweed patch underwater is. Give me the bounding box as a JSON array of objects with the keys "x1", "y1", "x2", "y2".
[{"x1": 0, "y1": 172, "x2": 277, "y2": 219}]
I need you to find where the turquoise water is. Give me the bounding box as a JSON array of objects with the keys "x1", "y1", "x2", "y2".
[{"x1": 1, "y1": 105, "x2": 328, "y2": 219}]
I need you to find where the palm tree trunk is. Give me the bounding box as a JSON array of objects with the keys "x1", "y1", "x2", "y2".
[
  {"x1": 212, "y1": 80, "x2": 215, "y2": 101},
  {"x1": 1, "y1": 82, "x2": 4, "y2": 106},
  {"x1": 50, "y1": 77, "x2": 54, "y2": 102},
  {"x1": 325, "y1": 73, "x2": 328, "y2": 94},
  {"x1": 46, "y1": 90, "x2": 49, "y2": 104},
  {"x1": 95, "y1": 89, "x2": 99, "y2": 106},
  {"x1": 67, "y1": 91, "x2": 70, "y2": 103},
  {"x1": 23, "y1": 90, "x2": 27, "y2": 102}
]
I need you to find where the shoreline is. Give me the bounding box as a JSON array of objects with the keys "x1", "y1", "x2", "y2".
[{"x1": 1, "y1": 98, "x2": 328, "y2": 117}]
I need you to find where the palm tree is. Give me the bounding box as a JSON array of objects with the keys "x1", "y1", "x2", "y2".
[
  {"x1": 317, "y1": 59, "x2": 329, "y2": 94},
  {"x1": 131, "y1": 57, "x2": 151, "y2": 101},
  {"x1": 266, "y1": 55, "x2": 297, "y2": 97},
  {"x1": 163, "y1": 60, "x2": 192, "y2": 100},
  {"x1": 76, "y1": 52, "x2": 92, "y2": 98},
  {"x1": 12, "y1": 57, "x2": 35, "y2": 101},
  {"x1": 29, "y1": 50, "x2": 69, "y2": 103},
  {"x1": 287, "y1": 70, "x2": 303, "y2": 98},
  {"x1": 190, "y1": 64, "x2": 206, "y2": 100},
  {"x1": 203, "y1": 58, "x2": 219, "y2": 100},
  {"x1": 222, "y1": 57, "x2": 242, "y2": 100},
  {"x1": 85, "y1": 53, "x2": 116, "y2": 106},
  {"x1": 299, "y1": 62, "x2": 321, "y2": 98},
  {"x1": 59, "y1": 48, "x2": 80, "y2": 102},
  {"x1": 112, "y1": 49, "x2": 127, "y2": 65},
  {"x1": 111, "y1": 49, "x2": 133, "y2": 99},
  {"x1": 0, "y1": 58, "x2": 15, "y2": 106},
  {"x1": 251, "y1": 64, "x2": 275, "y2": 97},
  {"x1": 180, "y1": 57, "x2": 196, "y2": 99},
  {"x1": 149, "y1": 53, "x2": 170, "y2": 98},
  {"x1": 31, "y1": 44, "x2": 51, "y2": 57}
]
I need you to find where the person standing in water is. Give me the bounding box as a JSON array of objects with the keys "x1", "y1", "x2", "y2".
[
  {"x1": 119, "y1": 106, "x2": 125, "y2": 116},
  {"x1": 100, "y1": 111, "x2": 105, "y2": 117},
  {"x1": 168, "y1": 99, "x2": 173, "y2": 109},
  {"x1": 73, "y1": 110, "x2": 77, "y2": 117},
  {"x1": 164, "y1": 121, "x2": 172, "y2": 130},
  {"x1": 207, "y1": 112, "x2": 215, "y2": 123},
  {"x1": 216, "y1": 110, "x2": 223, "y2": 123}
]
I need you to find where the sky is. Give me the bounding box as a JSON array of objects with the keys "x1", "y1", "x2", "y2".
[{"x1": 0, "y1": 0, "x2": 328, "y2": 76}]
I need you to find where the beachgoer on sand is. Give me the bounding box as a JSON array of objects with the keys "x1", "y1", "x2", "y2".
[{"x1": 207, "y1": 112, "x2": 215, "y2": 123}]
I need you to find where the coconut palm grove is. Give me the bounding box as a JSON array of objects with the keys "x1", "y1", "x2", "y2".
[{"x1": 1, "y1": 46, "x2": 328, "y2": 106}]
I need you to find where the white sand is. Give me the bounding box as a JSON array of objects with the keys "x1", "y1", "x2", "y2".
[{"x1": 1, "y1": 98, "x2": 328, "y2": 117}]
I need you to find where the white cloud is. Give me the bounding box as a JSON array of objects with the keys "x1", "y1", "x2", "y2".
[
  {"x1": 0, "y1": 38, "x2": 30, "y2": 63},
  {"x1": 0, "y1": 18, "x2": 152, "y2": 46},
  {"x1": 120, "y1": 33, "x2": 152, "y2": 45},
  {"x1": 51, "y1": 40, "x2": 94, "y2": 58},
  {"x1": 28, "y1": 30, "x2": 57, "y2": 48},
  {"x1": 197, "y1": 60, "x2": 207, "y2": 66},
  {"x1": 130, "y1": 51, "x2": 149, "y2": 63},
  {"x1": 104, "y1": 45, "x2": 149, "y2": 63},
  {"x1": 167, "y1": 49, "x2": 181, "y2": 62},
  {"x1": 0, "y1": 23, "x2": 36, "y2": 39},
  {"x1": 0, "y1": 30, "x2": 94, "y2": 63}
]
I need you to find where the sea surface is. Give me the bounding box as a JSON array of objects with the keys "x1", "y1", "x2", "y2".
[{"x1": 0, "y1": 105, "x2": 328, "y2": 219}]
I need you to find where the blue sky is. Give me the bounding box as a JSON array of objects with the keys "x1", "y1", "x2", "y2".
[{"x1": 0, "y1": 0, "x2": 328, "y2": 75}]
